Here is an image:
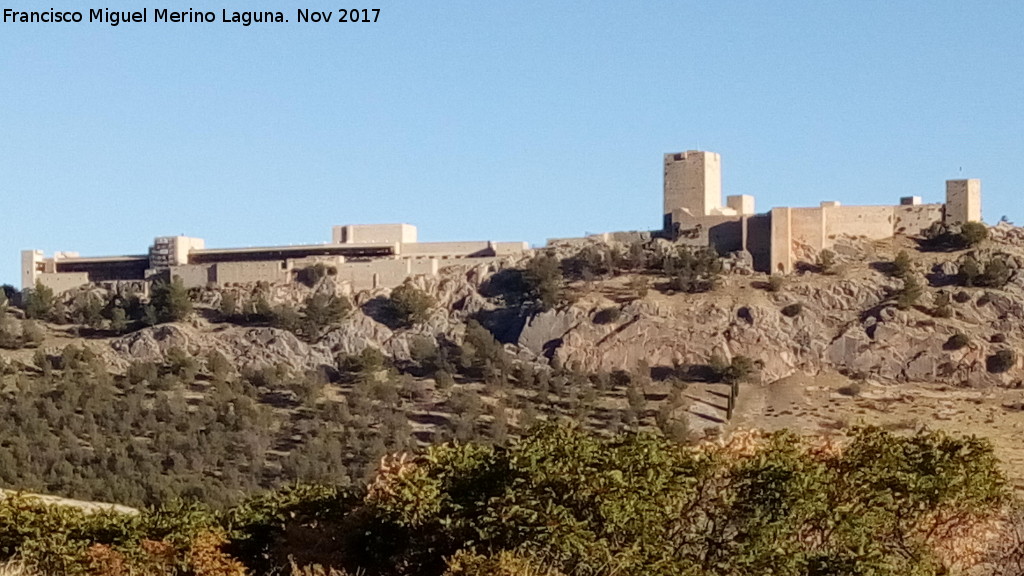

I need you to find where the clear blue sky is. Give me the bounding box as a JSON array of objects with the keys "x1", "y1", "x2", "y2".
[{"x1": 2, "y1": 1, "x2": 1023, "y2": 284}]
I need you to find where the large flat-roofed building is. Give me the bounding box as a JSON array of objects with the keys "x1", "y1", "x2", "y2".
[{"x1": 22, "y1": 223, "x2": 529, "y2": 294}]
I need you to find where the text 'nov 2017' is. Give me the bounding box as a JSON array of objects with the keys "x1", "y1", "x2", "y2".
[{"x1": 2, "y1": 8, "x2": 381, "y2": 26}]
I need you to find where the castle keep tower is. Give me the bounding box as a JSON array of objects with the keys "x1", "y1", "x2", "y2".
[
  {"x1": 663, "y1": 151, "x2": 722, "y2": 225},
  {"x1": 944, "y1": 179, "x2": 982, "y2": 225}
]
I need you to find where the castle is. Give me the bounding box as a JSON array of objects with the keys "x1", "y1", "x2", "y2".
[
  {"x1": 662, "y1": 151, "x2": 981, "y2": 273},
  {"x1": 21, "y1": 224, "x2": 529, "y2": 293},
  {"x1": 550, "y1": 151, "x2": 982, "y2": 273},
  {"x1": 21, "y1": 151, "x2": 982, "y2": 294}
]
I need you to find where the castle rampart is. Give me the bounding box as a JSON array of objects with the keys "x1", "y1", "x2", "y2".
[{"x1": 662, "y1": 150, "x2": 980, "y2": 273}]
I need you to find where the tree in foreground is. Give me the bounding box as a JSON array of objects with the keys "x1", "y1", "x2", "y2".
[
  {"x1": 225, "y1": 424, "x2": 1008, "y2": 576},
  {"x1": 0, "y1": 423, "x2": 1012, "y2": 576}
]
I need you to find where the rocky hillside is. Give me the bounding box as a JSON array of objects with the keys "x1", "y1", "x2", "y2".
[
  {"x1": 6, "y1": 219, "x2": 1024, "y2": 505},
  {"x1": 60, "y1": 221, "x2": 1024, "y2": 393}
]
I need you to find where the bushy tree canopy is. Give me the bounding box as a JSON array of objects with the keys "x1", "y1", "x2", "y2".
[{"x1": 150, "y1": 277, "x2": 193, "y2": 323}]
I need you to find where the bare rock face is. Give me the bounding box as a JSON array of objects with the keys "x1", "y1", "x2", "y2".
[
  {"x1": 722, "y1": 251, "x2": 754, "y2": 275},
  {"x1": 319, "y1": 313, "x2": 395, "y2": 359},
  {"x1": 544, "y1": 263, "x2": 1024, "y2": 387},
  {"x1": 546, "y1": 277, "x2": 897, "y2": 383},
  {"x1": 110, "y1": 324, "x2": 198, "y2": 362},
  {"x1": 105, "y1": 263, "x2": 503, "y2": 373},
  {"x1": 109, "y1": 323, "x2": 332, "y2": 373},
  {"x1": 990, "y1": 221, "x2": 1024, "y2": 244},
  {"x1": 221, "y1": 328, "x2": 335, "y2": 374},
  {"x1": 518, "y1": 309, "x2": 583, "y2": 356}
]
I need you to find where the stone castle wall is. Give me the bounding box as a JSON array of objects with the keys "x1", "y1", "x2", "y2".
[{"x1": 662, "y1": 150, "x2": 981, "y2": 273}]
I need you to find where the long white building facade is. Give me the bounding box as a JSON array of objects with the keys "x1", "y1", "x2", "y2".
[{"x1": 22, "y1": 223, "x2": 529, "y2": 294}]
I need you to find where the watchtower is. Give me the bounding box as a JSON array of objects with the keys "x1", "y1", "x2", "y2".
[
  {"x1": 663, "y1": 151, "x2": 722, "y2": 228},
  {"x1": 944, "y1": 179, "x2": 982, "y2": 225}
]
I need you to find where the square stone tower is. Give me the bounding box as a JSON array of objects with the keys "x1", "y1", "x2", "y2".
[
  {"x1": 663, "y1": 151, "x2": 722, "y2": 226},
  {"x1": 944, "y1": 179, "x2": 981, "y2": 225}
]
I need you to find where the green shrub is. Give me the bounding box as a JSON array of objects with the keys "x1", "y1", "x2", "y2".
[
  {"x1": 987, "y1": 349, "x2": 1016, "y2": 374},
  {"x1": 961, "y1": 221, "x2": 989, "y2": 246},
  {"x1": 444, "y1": 550, "x2": 564, "y2": 576},
  {"x1": 592, "y1": 307, "x2": 622, "y2": 325},
  {"x1": 434, "y1": 369, "x2": 456, "y2": 390},
  {"x1": 23, "y1": 281, "x2": 55, "y2": 321},
  {"x1": 956, "y1": 254, "x2": 1012, "y2": 288},
  {"x1": 892, "y1": 250, "x2": 913, "y2": 278},
  {"x1": 21, "y1": 320, "x2": 43, "y2": 348},
  {"x1": 459, "y1": 320, "x2": 508, "y2": 378},
  {"x1": 0, "y1": 318, "x2": 21, "y2": 350},
  {"x1": 149, "y1": 277, "x2": 193, "y2": 323},
  {"x1": 523, "y1": 254, "x2": 563, "y2": 311},
  {"x1": 816, "y1": 249, "x2": 837, "y2": 274},
  {"x1": 269, "y1": 303, "x2": 301, "y2": 333},
  {"x1": 978, "y1": 256, "x2": 1012, "y2": 288},
  {"x1": 931, "y1": 291, "x2": 953, "y2": 318},
  {"x1": 296, "y1": 263, "x2": 333, "y2": 287},
  {"x1": 0, "y1": 496, "x2": 225, "y2": 575},
  {"x1": 836, "y1": 381, "x2": 864, "y2": 397},
  {"x1": 896, "y1": 275, "x2": 924, "y2": 309},
  {"x1": 219, "y1": 291, "x2": 238, "y2": 319},
  {"x1": 165, "y1": 346, "x2": 198, "y2": 381},
  {"x1": 658, "y1": 415, "x2": 690, "y2": 443},
  {"x1": 945, "y1": 332, "x2": 970, "y2": 351},
  {"x1": 207, "y1": 350, "x2": 233, "y2": 381},
  {"x1": 71, "y1": 292, "x2": 105, "y2": 329},
  {"x1": 338, "y1": 347, "x2": 389, "y2": 375},
  {"x1": 301, "y1": 293, "x2": 351, "y2": 340},
  {"x1": 387, "y1": 282, "x2": 436, "y2": 327},
  {"x1": 562, "y1": 244, "x2": 615, "y2": 281},
  {"x1": 285, "y1": 424, "x2": 1006, "y2": 576},
  {"x1": 0, "y1": 319, "x2": 44, "y2": 350},
  {"x1": 922, "y1": 221, "x2": 988, "y2": 251},
  {"x1": 959, "y1": 256, "x2": 982, "y2": 286},
  {"x1": 0, "y1": 424, "x2": 1009, "y2": 576},
  {"x1": 252, "y1": 293, "x2": 274, "y2": 322},
  {"x1": 409, "y1": 336, "x2": 441, "y2": 372},
  {"x1": 780, "y1": 302, "x2": 803, "y2": 317},
  {"x1": 664, "y1": 247, "x2": 722, "y2": 293},
  {"x1": 109, "y1": 307, "x2": 129, "y2": 333},
  {"x1": 709, "y1": 354, "x2": 757, "y2": 384},
  {"x1": 127, "y1": 360, "x2": 159, "y2": 385}
]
